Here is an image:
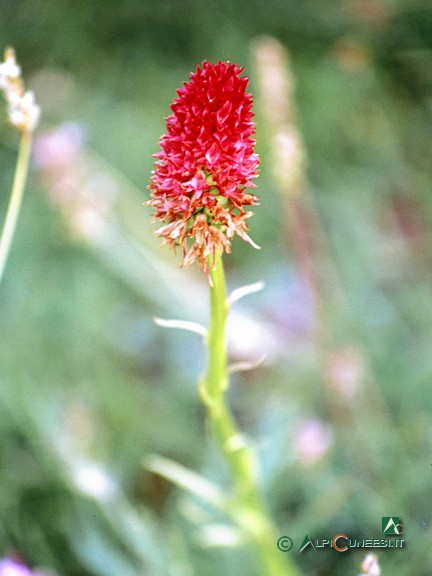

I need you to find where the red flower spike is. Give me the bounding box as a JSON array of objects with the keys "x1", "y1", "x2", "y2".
[{"x1": 148, "y1": 61, "x2": 260, "y2": 272}]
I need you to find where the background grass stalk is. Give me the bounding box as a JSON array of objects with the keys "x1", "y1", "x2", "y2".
[
  {"x1": 202, "y1": 252, "x2": 300, "y2": 576},
  {"x1": 0, "y1": 130, "x2": 32, "y2": 285}
]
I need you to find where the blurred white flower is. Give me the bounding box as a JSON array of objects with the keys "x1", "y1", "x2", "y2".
[
  {"x1": 70, "y1": 206, "x2": 108, "y2": 244},
  {"x1": 196, "y1": 524, "x2": 244, "y2": 547},
  {"x1": 71, "y1": 462, "x2": 117, "y2": 501},
  {"x1": 0, "y1": 56, "x2": 21, "y2": 81},
  {"x1": 8, "y1": 90, "x2": 40, "y2": 133},
  {"x1": 227, "y1": 310, "x2": 280, "y2": 361},
  {"x1": 326, "y1": 347, "x2": 364, "y2": 401},
  {"x1": 0, "y1": 48, "x2": 40, "y2": 133},
  {"x1": 359, "y1": 553, "x2": 381, "y2": 576},
  {"x1": 253, "y1": 37, "x2": 306, "y2": 197}
]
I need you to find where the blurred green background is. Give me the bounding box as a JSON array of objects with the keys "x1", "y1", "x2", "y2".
[{"x1": 2, "y1": 0, "x2": 432, "y2": 574}]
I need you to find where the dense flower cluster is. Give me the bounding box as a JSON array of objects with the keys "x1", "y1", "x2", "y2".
[{"x1": 148, "y1": 61, "x2": 259, "y2": 271}]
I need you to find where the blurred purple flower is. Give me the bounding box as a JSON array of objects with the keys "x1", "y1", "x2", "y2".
[
  {"x1": 33, "y1": 122, "x2": 85, "y2": 172},
  {"x1": 0, "y1": 558, "x2": 33, "y2": 576},
  {"x1": 292, "y1": 418, "x2": 334, "y2": 467}
]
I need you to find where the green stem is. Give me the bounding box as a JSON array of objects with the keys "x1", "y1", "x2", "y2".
[
  {"x1": 0, "y1": 130, "x2": 33, "y2": 285},
  {"x1": 201, "y1": 252, "x2": 300, "y2": 576}
]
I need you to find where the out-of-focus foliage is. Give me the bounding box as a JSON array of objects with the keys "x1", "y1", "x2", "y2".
[{"x1": 1, "y1": 0, "x2": 432, "y2": 574}]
